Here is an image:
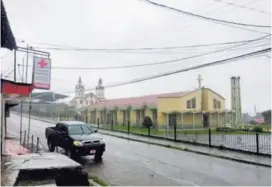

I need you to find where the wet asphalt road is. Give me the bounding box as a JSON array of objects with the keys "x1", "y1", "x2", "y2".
[{"x1": 7, "y1": 114, "x2": 271, "y2": 186}]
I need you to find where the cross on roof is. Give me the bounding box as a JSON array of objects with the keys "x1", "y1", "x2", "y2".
[
  {"x1": 37, "y1": 59, "x2": 48, "y2": 68},
  {"x1": 197, "y1": 74, "x2": 203, "y2": 89}
]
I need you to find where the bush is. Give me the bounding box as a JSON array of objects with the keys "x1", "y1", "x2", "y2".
[
  {"x1": 142, "y1": 116, "x2": 153, "y2": 128},
  {"x1": 251, "y1": 126, "x2": 263, "y2": 132},
  {"x1": 216, "y1": 127, "x2": 235, "y2": 132}
]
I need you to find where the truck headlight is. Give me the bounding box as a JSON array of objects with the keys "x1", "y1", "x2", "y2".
[
  {"x1": 73, "y1": 141, "x2": 83, "y2": 147},
  {"x1": 100, "y1": 140, "x2": 105, "y2": 144}
]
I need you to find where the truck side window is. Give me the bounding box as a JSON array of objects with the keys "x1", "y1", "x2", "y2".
[
  {"x1": 56, "y1": 123, "x2": 62, "y2": 131},
  {"x1": 59, "y1": 125, "x2": 67, "y2": 133},
  {"x1": 56, "y1": 123, "x2": 66, "y2": 133}
]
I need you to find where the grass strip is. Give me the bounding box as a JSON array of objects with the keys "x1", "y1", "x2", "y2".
[{"x1": 88, "y1": 175, "x2": 109, "y2": 186}]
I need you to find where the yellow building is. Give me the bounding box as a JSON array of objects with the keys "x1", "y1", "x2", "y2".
[{"x1": 80, "y1": 88, "x2": 230, "y2": 128}]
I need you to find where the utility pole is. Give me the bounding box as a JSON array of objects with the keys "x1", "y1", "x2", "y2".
[
  {"x1": 198, "y1": 74, "x2": 204, "y2": 127},
  {"x1": 22, "y1": 56, "x2": 25, "y2": 82},
  {"x1": 25, "y1": 43, "x2": 29, "y2": 83},
  {"x1": 14, "y1": 49, "x2": 17, "y2": 82}
]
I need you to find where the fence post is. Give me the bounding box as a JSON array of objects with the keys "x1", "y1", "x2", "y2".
[
  {"x1": 208, "y1": 128, "x2": 211, "y2": 147},
  {"x1": 31, "y1": 135, "x2": 34, "y2": 151},
  {"x1": 127, "y1": 120, "x2": 130, "y2": 135},
  {"x1": 23, "y1": 131, "x2": 26, "y2": 147},
  {"x1": 256, "y1": 133, "x2": 259, "y2": 154},
  {"x1": 148, "y1": 126, "x2": 151, "y2": 137},
  {"x1": 36, "y1": 137, "x2": 40, "y2": 153},
  {"x1": 97, "y1": 118, "x2": 100, "y2": 129},
  {"x1": 111, "y1": 119, "x2": 114, "y2": 131},
  {"x1": 86, "y1": 116, "x2": 88, "y2": 123},
  {"x1": 174, "y1": 122, "x2": 177, "y2": 141}
]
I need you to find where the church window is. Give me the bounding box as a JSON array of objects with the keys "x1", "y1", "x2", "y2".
[
  {"x1": 186, "y1": 98, "x2": 196, "y2": 109},
  {"x1": 186, "y1": 100, "x2": 192, "y2": 109},
  {"x1": 217, "y1": 100, "x2": 221, "y2": 109},
  {"x1": 192, "y1": 98, "x2": 196, "y2": 108},
  {"x1": 80, "y1": 100, "x2": 83, "y2": 104},
  {"x1": 213, "y1": 99, "x2": 217, "y2": 109}
]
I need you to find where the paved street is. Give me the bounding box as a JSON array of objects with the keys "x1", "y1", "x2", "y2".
[{"x1": 7, "y1": 113, "x2": 271, "y2": 186}]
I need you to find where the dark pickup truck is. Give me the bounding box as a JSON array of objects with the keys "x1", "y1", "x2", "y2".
[{"x1": 45, "y1": 121, "x2": 105, "y2": 161}]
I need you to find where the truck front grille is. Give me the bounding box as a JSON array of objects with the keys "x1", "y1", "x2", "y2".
[{"x1": 83, "y1": 140, "x2": 100, "y2": 145}]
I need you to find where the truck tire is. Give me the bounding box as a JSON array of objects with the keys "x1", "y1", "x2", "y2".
[
  {"x1": 47, "y1": 140, "x2": 55, "y2": 152},
  {"x1": 94, "y1": 151, "x2": 103, "y2": 162},
  {"x1": 66, "y1": 149, "x2": 80, "y2": 160}
]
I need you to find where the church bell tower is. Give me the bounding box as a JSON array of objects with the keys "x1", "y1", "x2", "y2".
[
  {"x1": 75, "y1": 76, "x2": 85, "y2": 97},
  {"x1": 95, "y1": 78, "x2": 105, "y2": 100}
]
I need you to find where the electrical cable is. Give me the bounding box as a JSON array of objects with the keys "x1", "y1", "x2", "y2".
[
  {"x1": 1, "y1": 69, "x2": 14, "y2": 79},
  {"x1": 27, "y1": 38, "x2": 269, "y2": 51},
  {"x1": 140, "y1": 0, "x2": 270, "y2": 28},
  {"x1": 45, "y1": 47, "x2": 271, "y2": 95},
  {"x1": 18, "y1": 34, "x2": 271, "y2": 70},
  {"x1": 31, "y1": 39, "x2": 271, "y2": 55},
  {"x1": 210, "y1": 0, "x2": 271, "y2": 14}
]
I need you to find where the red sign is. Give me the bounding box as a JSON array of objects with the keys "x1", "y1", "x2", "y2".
[{"x1": 33, "y1": 57, "x2": 51, "y2": 90}]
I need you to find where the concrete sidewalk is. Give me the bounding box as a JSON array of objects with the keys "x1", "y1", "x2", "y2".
[
  {"x1": 1, "y1": 138, "x2": 31, "y2": 186},
  {"x1": 17, "y1": 113, "x2": 272, "y2": 167}
]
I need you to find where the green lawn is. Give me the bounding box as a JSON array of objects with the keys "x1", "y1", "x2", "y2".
[{"x1": 100, "y1": 124, "x2": 271, "y2": 135}]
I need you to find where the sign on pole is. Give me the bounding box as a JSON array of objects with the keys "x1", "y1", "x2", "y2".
[{"x1": 33, "y1": 57, "x2": 51, "y2": 90}]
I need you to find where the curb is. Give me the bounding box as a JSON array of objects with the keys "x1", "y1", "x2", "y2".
[
  {"x1": 100, "y1": 131, "x2": 271, "y2": 168},
  {"x1": 18, "y1": 114, "x2": 271, "y2": 168}
]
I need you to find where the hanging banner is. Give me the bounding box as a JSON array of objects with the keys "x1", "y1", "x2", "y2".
[{"x1": 33, "y1": 57, "x2": 51, "y2": 90}]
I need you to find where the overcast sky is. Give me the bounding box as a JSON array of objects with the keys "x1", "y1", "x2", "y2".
[{"x1": 0, "y1": 0, "x2": 271, "y2": 114}]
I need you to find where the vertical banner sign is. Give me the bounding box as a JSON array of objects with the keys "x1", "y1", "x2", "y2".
[{"x1": 33, "y1": 57, "x2": 51, "y2": 90}]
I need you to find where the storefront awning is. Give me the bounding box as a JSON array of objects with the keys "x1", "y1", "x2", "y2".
[{"x1": 1, "y1": 79, "x2": 33, "y2": 103}]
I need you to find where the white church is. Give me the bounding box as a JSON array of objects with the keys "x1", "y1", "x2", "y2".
[{"x1": 69, "y1": 77, "x2": 105, "y2": 109}]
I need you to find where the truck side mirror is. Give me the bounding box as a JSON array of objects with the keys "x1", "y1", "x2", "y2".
[{"x1": 94, "y1": 129, "x2": 98, "y2": 133}]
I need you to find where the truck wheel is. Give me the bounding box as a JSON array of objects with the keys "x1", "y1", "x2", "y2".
[
  {"x1": 94, "y1": 152, "x2": 103, "y2": 162},
  {"x1": 67, "y1": 150, "x2": 80, "y2": 160},
  {"x1": 47, "y1": 141, "x2": 55, "y2": 152}
]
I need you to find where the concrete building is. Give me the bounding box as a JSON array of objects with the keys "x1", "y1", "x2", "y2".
[{"x1": 80, "y1": 87, "x2": 229, "y2": 128}]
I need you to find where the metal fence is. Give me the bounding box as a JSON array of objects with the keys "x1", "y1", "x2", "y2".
[
  {"x1": 91, "y1": 118, "x2": 271, "y2": 156},
  {"x1": 20, "y1": 130, "x2": 46, "y2": 153}
]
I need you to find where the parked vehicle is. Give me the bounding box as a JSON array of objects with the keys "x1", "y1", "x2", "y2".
[{"x1": 45, "y1": 121, "x2": 105, "y2": 161}]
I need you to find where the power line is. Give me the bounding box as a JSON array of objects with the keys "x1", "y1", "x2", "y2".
[
  {"x1": 1, "y1": 69, "x2": 14, "y2": 79},
  {"x1": 139, "y1": 0, "x2": 271, "y2": 28},
  {"x1": 27, "y1": 38, "x2": 268, "y2": 51},
  {"x1": 211, "y1": 0, "x2": 271, "y2": 14},
  {"x1": 94, "y1": 48, "x2": 271, "y2": 89},
  {"x1": 30, "y1": 39, "x2": 271, "y2": 55},
  {"x1": 50, "y1": 47, "x2": 271, "y2": 95},
  {"x1": 18, "y1": 34, "x2": 271, "y2": 70}
]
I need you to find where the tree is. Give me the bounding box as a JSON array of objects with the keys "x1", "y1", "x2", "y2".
[
  {"x1": 262, "y1": 110, "x2": 271, "y2": 124},
  {"x1": 142, "y1": 116, "x2": 153, "y2": 128}
]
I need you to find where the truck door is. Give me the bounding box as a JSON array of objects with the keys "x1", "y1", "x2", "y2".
[{"x1": 56, "y1": 124, "x2": 67, "y2": 148}]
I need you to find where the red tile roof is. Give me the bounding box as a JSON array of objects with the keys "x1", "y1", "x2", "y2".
[{"x1": 91, "y1": 91, "x2": 190, "y2": 109}]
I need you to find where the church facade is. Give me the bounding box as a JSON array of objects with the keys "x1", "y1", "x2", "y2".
[
  {"x1": 68, "y1": 77, "x2": 231, "y2": 128},
  {"x1": 69, "y1": 77, "x2": 105, "y2": 109}
]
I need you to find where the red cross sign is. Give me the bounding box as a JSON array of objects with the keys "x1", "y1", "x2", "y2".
[{"x1": 37, "y1": 59, "x2": 48, "y2": 68}]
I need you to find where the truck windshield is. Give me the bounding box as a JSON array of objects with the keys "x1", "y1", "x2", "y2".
[{"x1": 68, "y1": 124, "x2": 93, "y2": 135}]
